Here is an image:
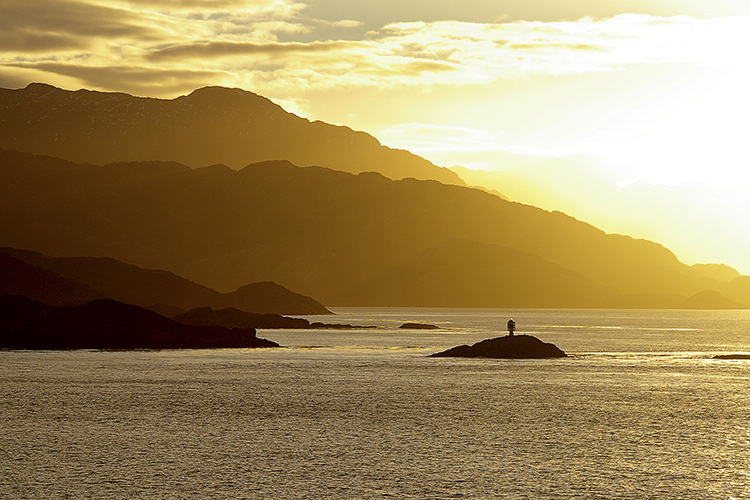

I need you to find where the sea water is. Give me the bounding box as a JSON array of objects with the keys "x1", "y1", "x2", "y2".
[{"x1": 1, "y1": 308, "x2": 749, "y2": 499}]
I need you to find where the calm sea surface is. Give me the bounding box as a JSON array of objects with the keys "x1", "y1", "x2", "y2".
[{"x1": 2, "y1": 308, "x2": 749, "y2": 499}]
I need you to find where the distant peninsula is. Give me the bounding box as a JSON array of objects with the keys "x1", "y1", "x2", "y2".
[
  {"x1": 0, "y1": 296, "x2": 279, "y2": 350},
  {"x1": 713, "y1": 354, "x2": 750, "y2": 360},
  {"x1": 431, "y1": 334, "x2": 567, "y2": 359},
  {"x1": 175, "y1": 306, "x2": 375, "y2": 330}
]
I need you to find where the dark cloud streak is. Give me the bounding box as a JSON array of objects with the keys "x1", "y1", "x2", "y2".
[
  {"x1": 0, "y1": 31, "x2": 87, "y2": 53},
  {"x1": 392, "y1": 43, "x2": 459, "y2": 62},
  {"x1": 147, "y1": 40, "x2": 364, "y2": 61},
  {"x1": 123, "y1": 0, "x2": 264, "y2": 8},
  {"x1": 0, "y1": 0, "x2": 165, "y2": 54}
]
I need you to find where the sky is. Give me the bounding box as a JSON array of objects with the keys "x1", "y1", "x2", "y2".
[{"x1": 2, "y1": 0, "x2": 750, "y2": 272}]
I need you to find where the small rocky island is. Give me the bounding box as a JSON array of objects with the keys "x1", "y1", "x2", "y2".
[
  {"x1": 431, "y1": 318, "x2": 566, "y2": 359},
  {"x1": 430, "y1": 334, "x2": 567, "y2": 358}
]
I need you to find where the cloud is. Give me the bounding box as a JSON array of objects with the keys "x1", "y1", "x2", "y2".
[
  {"x1": 372, "y1": 16, "x2": 701, "y2": 77},
  {"x1": 0, "y1": 0, "x2": 165, "y2": 54},
  {"x1": 0, "y1": 0, "x2": 307, "y2": 57},
  {"x1": 147, "y1": 40, "x2": 363, "y2": 61},
  {"x1": 124, "y1": 0, "x2": 283, "y2": 8},
  {"x1": 0, "y1": 32, "x2": 87, "y2": 54},
  {"x1": 390, "y1": 43, "x2": 459, "y2": 62},
  {"x1": 2, "y1": 0, "x2": 748, "y2": 99},
  {"x1": 322, "y1": 19, "x2": 363, "y2": 28},
  {"x1": 378, "y1": 123, "x2": 508, "y2": 155},
  {"x1": 509, "y1": 43, "x2": 602, "y2": 51},
  {"x1": 362, "y1": 60, "x2": 456, "y2": 79},
  {"x1": 121, "y1": 0, "x2": 305, "y2": 17}
]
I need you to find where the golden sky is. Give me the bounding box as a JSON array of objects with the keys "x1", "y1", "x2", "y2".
[{"x1": 2, "y1": 0, "x2": 750, "y2": 272}]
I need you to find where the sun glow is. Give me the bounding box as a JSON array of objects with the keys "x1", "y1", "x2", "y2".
[
  {"x1": 371, "y1": 16, "x2": 750, "y2": 188},
  {"x1": 2, "y1": 1, "x2": 750, "y2": 273}
]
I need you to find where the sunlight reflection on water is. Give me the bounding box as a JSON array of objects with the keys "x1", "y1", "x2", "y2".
[{"x1": 1, "y1": 308, "x2": 749, "y2": 499}]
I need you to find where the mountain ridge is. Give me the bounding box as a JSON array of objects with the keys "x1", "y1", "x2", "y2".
[
  {"x1": 1, "y1": 148, "x2": 745, "y2": 308},
  {"x1": 0, "y1": 83, "x2": 463, "y2": 185}
]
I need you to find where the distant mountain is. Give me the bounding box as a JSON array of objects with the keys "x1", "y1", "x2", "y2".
[
  {"x1": 680, "y1": 290, "x2": 747, "y2": 310},
  {"x1": 1, "y1": 148, "x2": 743, "y2": 308},
  {"x1": 451, "y1": 161, "x2": 750, "y2": 279},
  {"x1": 0, "y1": 247, "x2": 331, "y2": 315},
  {"x1": 219, "y1": 282, "x2": 331, "y2": 315},
  {"x1": 333, "y1": 239, "x2": 613, "y2": 307},
  {"x1": 690, "y1": 264, "x2": 740, "y2": 284},
  {"x1": 0, "y1": 295, "x2": 278, "y2": 350},
  {"x1": 0, "y1": 83, "x2": 463, "y2": 185}
]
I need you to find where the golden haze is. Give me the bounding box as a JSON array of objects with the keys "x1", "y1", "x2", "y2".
[{"x1": 1, "y1": 0, "x2": 749, "y2": 275}]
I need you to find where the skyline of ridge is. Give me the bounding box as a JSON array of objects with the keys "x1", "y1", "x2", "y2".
[
  {"x1": 1, "y1": 80, "x2": 749, "y2": 276},
  {"x1": 1, "y1": 1, "x2": 747, "y2": 182},
  {"x1": 2, "y1": 145, "x2": 748, "y2": 309},
  {"x1": 2, "y1": 1, "x2": 748, "y2": 276}
]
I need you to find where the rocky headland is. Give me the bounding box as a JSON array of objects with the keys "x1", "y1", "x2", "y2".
[
  {"x1": 175, "y1": 306, "x2": 375, "y2": 330},
  {"x1": 0, "y1": 295, "x2": 279, "y2": 350},
  {"x1": 430, "y1": 334, "x2": 567, "y2": 359}
]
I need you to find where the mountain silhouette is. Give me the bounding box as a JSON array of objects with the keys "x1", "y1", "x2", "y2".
[
  {"x1": 1, "y1": 148, "x2": 744, "y2": 308},
  {"x1": 0, "y1": 252, "x2": 103, "y2": 305},
  {"x1": 0, "y1": 83, "x2": 462, "y2": 185},
  {"x1": 680, "y1": 290, "x2": 747, "y2": 309},
  {"x1": 333, "y1": 238, "x2": 613, "y2": 307},
  {"x1": 0, "y1": 247, "x2": 330, "y2": 315},
  {"x1": 453, "y1": 161, "x2": 750, "y2": 281},
  {"x1": 0, "y1": 295, "x2": 278, "y2": 350}
]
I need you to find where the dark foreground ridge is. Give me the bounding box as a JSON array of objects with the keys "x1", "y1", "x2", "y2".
[
  {"x1": 431, "y1": 334, "x2": 567, "y2": 359},
  {"x1": 0, "y1": 295, "x2": 279, "y2": 350}
]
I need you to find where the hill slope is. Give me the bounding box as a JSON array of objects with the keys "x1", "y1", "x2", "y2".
[
  {"x1": 0, "y1": 148, "x2": 737, "y2": 308},
  {"x1": 0, "y1": 253, "x2": 103, "y2": 306},
  {"x1": 333, "y1": 239, "x2": 614, "y2": 307},
  {"x1": 0, "y1": 83, "x2": 462, "y2": 185},
  {"x1": 0, "y1": 247, "x2": 330, "y2": 315}
]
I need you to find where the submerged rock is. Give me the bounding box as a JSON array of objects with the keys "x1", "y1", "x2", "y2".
[
  {"x1": 430, "y1": 334, "x2": 567, "y2": 359},
  {"x1": 713, "y1": 354, "x2": 750, "y2": 360}
]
